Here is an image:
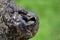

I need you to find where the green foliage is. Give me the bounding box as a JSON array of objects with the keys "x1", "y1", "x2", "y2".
[{"x1": 15, "y1": 0, "x2": 60, "y2": 40}]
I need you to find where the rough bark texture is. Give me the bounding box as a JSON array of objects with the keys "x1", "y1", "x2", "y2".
[{"x1": 0, "y1": 0, "x2": 39, "y2": 40}]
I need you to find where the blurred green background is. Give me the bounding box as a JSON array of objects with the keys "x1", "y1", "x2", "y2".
[{"x1": 15, "y1": 0, "x2": 60, "y2": 40}]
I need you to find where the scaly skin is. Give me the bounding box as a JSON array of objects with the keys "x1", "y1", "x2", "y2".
[{"x1": 0, "y1": 0, "x2": 39, "y2": 40}]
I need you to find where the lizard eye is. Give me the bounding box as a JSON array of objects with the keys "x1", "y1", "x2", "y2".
[{"x1": 18, "y1": 9, "x2": 27, "y2": 15}]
